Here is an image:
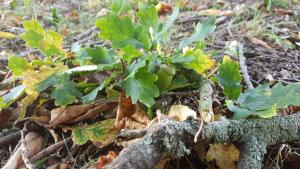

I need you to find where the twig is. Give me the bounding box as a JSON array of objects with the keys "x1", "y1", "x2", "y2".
[
  {"x1": 30, "y1": 137, "x2": 72, "y2": 162},
  {"x1": 160, "y1": 90, "x2": 199, "y2": 97},
  {"x1": 198, "y1": 80, "x2": 214, "y2": 123},
  {"x1": 238, "y1": 43, "x2": 254, "y2": 89},
  {"x1": 20, "y1": 129, "x2": 34, "y2": 169},
  {"x1": 0, "y1": 131, "x2": 20, "y2": 146},
  {"x1": 119, "y1": 129, "x2": 147, "y2": 139}
]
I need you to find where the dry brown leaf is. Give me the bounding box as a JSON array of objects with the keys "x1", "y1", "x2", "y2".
[
  {"x1": 0, "y1": 108, "x2": 19, "y2": 124},
  {"x1": 154, "y1": 158, "x2": 170, "y2": 169},
  {"x1": 206, "y1": 144, "x2": 240, "y2": 169},
  {"x1": 199, "y1": 9, "x2": 235, "y2": 16},
  {"x1": 156, "y1": 2, "x2": 172, "y2": 15},
  {"x1": 2, "y1": 132, "x2": 43, "y2": 169},
  {"x1": 115, "y1": 91, "x2": 149, "y2": 129},
  {"x1": 49, "y1": 103, "x2": 116, "y2": 127},
  {"x1": 119, "y1": 117, "x2": 147, "y2": 129},
  {"x1": 167, "y1": 105, "x2": 197, "y2": 121},
  {"x1": 131, "y1": 105, "x2": 150, "y2": 125},
  {"x1": 96, "y1": 151, "x2": 118, "y2": 169},
  {"x1": 245, "y1": 36, "x2": 272, "y2": 49},
  {"x1": 116, "y1": 91, "x2": 136, "y2": 127}
]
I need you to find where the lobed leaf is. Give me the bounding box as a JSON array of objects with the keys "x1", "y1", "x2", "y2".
[
  {"x1": 216, "y1": 55, "x2": 242, "y2": 100},
  {"x1": 124, "y1": 65, "x2": 159, "y2": 107},
  {"x1": 20, "y1": 20, "x2": 66, "y2": 57},
  {"x1": 8, "y1": 56, "x2": 30, "y2": 76},
  {"x1": 228, "y1": 82, "x2": 300, "y2": 119},
  {"x1": 179, "y1": 17, "x2": 216, "y2": 49}
]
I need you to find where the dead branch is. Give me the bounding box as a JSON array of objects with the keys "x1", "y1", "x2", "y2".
[
  {"x1": 0, "y1": 131, "x2": 20, "y2": 146},
  {"x1": 20, "y1": 130, "x2": 34, "y2": 169},
  {"x1": 238, "y1": 43, "x2": 254, "y2": 89},
  {"x1": 30, "y1": 137, "x2": 72, "y2": 162},
  {"x1": 105, "y1": 113, "x2": 300, "y2": 169}
]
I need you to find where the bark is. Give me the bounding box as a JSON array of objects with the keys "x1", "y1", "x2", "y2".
[{"x1": 105, "y1": 113, "x2": 300, "y2": 169}]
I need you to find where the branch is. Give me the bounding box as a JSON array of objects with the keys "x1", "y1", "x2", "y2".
[
  {"x1": 238, "y1": 43, "x2": 254, "y2": 89},
  {"x1": 105, "y1": 113, "x2": 300, "y2": 169}
]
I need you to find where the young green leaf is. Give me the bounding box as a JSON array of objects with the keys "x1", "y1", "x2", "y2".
[
  {"x1": 95, "y1": 13, "x2": 134, "y2": 46},
  {"x1": 85, "y1": 46, "x2": 115, "y2": 64},
  {"x1": 8, "y1": 56, "x2": 30, "y2": 76},
  {"x1": 179, "y1": 17, "x2": 216, "y2": 49},
  {"x1": 137, "y1": 4, "x2": 160, "y2": 32},
  {"x1": 124, "y1": 68, "x2": 159, "y2": 107},
  {"x1": 216, "y1": 55, "x2": 242, "y2": 100},
  {"x1": 51, "y1": 75, "x2": 83, "y2": 106},
  {"x1": 82, "y1": 72, "x2": 117, "y2": 104},
  {"x1": 20, "y1": 20, "x2": 66, "y2": 57}
]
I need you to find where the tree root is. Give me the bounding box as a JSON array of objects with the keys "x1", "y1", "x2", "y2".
[{"x1": 105, "y1": 113, "x2": 300, "y2": 169}]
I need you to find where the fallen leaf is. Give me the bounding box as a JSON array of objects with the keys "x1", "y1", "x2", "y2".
[
  {"x1": 206, "y1": 144, "x2": 240, "y2": 169},
  {"x1": 71, "y1": 119, "x2": 118, "y2": 146},
  {"x1": 167, "y1": 105, "x2": 197, "y2": 121},
  {"x1": 199, "y1": 9, "x2": 235, "y2": 16},
  {"x1": 0, "y1": 31, "x2": 16, "y2": 39},
  {"x1": 49, "y1": 102, "x2": 117, "y2": 127},
  {"x1": 116, "y1": 91, "x2": 136, "y2": 127},
  {"x1": 245, "y1": 36, "x2": 272, "y2": 49},
  {"x1": 156, "y1": 2, "x2": 172, "y2": 15},
  {"x1": 116, "y1": 91, "x2": 150, "y2": 129},
  {"x1": 96, "y1": 151, "x2": 118, "y2": 169},
  {"x1": 2, "y1": 132, "x2": 43, "y2": 169}
]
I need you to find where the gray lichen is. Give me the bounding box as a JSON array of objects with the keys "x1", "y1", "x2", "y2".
[{"x1": 106, "y1": 113, "x2": 300, "y2": 169}]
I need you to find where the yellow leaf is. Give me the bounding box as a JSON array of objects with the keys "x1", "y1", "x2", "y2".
[
  {"x1": 199, "y1": 9, "x2": 235, "y2": 16},
  {"x1": 184, "y1": 49, "x2": 215, "y2": 74},
  {"x1": 206, "y1": 144, "x2": 240, "y2": 169},
  {"x1": 0, "y1": 31, "x2": 16, "y2": 39},
  {"x1": 17, "y1": 65, "x2": 67, "y2": 120},
  {"x1": 167, "y1": 105, "x2": 197, "y2": 121}
]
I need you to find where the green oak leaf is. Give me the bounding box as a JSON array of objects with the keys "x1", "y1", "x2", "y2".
[
  {"x1": 85, "y1": 46, "x2": 115, "y2": 65},
  {"x1": 179, "y1": 17, "x2": 216, "y2": 49},
  {"x1": 8, "y1": 56, "x2": 30, "y2": 76},
  {"x1": 124, "y1": 67, "x2": 159, "y2": 107},
  {"x1": 71, "y1": 119, "x2": 118, "y2": 145},
  {"x1": 228, "y1": 82, "x2": 300, "y2": 119},
  {"x1": 227, "y1": 100, "x2": 277, "y2": 119},
  {"x1": 216, "y1": 55, "x2": 242, "y2": 100},
  {"x1": 137, "y1": 4, "x2": 160, "y2": 32},
  {"x1": 95, "y1": 13, "x2": 134, "y2": 46},
  {"x1": 20, "y1": 20, "x2": 66, "y2": 57},
  {"x1": 120, "y1": 45, "x2": 142, "y2": 62},
  {"x1": 95, "y1": 10, "x2": 153, "y2": 50}
]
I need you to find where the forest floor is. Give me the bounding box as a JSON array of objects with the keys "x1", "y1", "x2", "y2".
[{"x1": 0, "y1": 0, "x2": 300, "y2": 169}]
